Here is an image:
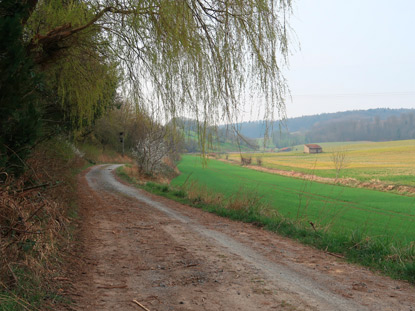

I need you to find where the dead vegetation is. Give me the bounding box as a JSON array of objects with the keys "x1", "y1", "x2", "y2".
[{"x1": 0, "y1": 139, "x2": 86, "y2": 308}]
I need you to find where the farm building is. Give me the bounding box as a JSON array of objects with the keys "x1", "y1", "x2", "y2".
[
  {"x1": 278, "y1": 147, "x2": 292, "y2": 152},
  {"x1": 304, "y1": 144, "x2": 323, "y2": 154}
]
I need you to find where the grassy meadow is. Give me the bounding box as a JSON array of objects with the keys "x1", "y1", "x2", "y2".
[
  {"x1": 227, "y1": 140, "x2": 415, "y2": 186},
  {"x1": 171, "y1": 155, "x2": 415, "y2": 244}
]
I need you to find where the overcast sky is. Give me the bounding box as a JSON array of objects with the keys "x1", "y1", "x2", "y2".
[{"x1": 284, "y1": 0, "x2": 415, "y2": 118}]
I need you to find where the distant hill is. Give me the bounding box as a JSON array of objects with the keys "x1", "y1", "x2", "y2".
[
  {"x1": 222, "y1": 108, "x2": 415, "y2": 138},
  {"x1": 174, "y1": 109, "x2": 415, "y2": 152}
]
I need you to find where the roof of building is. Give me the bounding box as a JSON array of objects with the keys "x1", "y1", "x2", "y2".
[{"x1": 305, "y1": 144, "x2": 322, "y2": 149}]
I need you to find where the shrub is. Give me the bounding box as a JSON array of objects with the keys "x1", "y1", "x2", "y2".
[
  {"x1": 256, "y1": 157, "x2": 263, "y2": 166},
  {"x1": 240, "y1": 156, "x2": 252, "y2": 166}
]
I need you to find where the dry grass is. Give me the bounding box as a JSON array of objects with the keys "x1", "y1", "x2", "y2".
[
  {"x1": 98, "y1": 153, "x2": 134, "y2": 164},
  {"x1": 185, "y1": 180, "x2": 225, "y2": 206},
  {"x1": 181, "y1": 181, "x2": 279, "y2": 220},
  {"x1": 0, "y1": 186, "x2": 67, "y2": 285},
  {"x1": 0, "y1": 139, "x2": 86, "y2": 308},
  {"x1": 122, "y1": 165, "x2": 141, "y2": 182},
  {"x1": 121, "y1": 157, "x2": 180, "y2": 186},
  {"x1": 230, "y1": 140, "x2": 415, "y2": 169}
]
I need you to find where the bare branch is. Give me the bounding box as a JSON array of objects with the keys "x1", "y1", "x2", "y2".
[{"x1": 330, "y1": 147, "x2": 349, "y2": 180}]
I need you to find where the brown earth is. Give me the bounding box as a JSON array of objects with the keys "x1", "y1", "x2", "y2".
[
  {"x1": 58, "y1": 165, "x2": 415, "y2": 310},
  {"x1": 221, "y1": 159, "x2": 415, "y2": 195}
]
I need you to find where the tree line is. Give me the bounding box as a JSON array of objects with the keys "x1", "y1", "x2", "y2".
[
  {"x1": 306, "y1": 112, "x2": 415, "y2": 143},
  {"x1": 223, "y1": 108, "x2": 415, "y2": 139},
  {"x1": 270, "y1": 111, "x2": 415, "y2": 148}
]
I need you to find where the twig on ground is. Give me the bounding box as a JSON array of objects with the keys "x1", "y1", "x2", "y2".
[
  {"x1": 7, "y1": 264, "x2": 18, "y2": 285},
  {"x1": 326, "y1": 252, "x2": 345, "y2": 259},
  {"x1": 127, "y1": 226, "x2": 154, "y2": 230},
  {"x1": 97, "y1": 284, "x2": 127, "y2": 289},
  {"x1": 185, "y1": 263, "x2": 198, "y2": 268},
  {"x1": 17, "y1": 183, "x2": 50, "y2": 193},
  {"x1": 132, "y1": 299, "x2": 151, "y2": 311}
]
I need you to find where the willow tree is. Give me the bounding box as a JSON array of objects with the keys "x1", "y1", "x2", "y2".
[
  {"x1": 25, "y1": 0, "x2": 292, "y2": 130},
  {"x1": 25, "y1": 1, "x2": 120, "y2": 130}
]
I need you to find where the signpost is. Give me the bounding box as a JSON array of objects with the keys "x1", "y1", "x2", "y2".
[{"x1": 119, "y1": 132, "x2": 124, "y2": 157}]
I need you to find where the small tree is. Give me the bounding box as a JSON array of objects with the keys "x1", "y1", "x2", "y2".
[
  {"x1": 132, "y1": 120, "x2": 180, "y2": 176},
  {"x1": 330, "y1": 147, "x2": 349, "y2": 179}
]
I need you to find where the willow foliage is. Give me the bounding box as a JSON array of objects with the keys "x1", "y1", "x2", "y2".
[
  {"x1": 26, "y1": 0, "x2": 292, "y2": 127},
  {"x1": 26, "y1": 0, "x2": 119, "y2": 128},
  {"x1": 107, "y1": 0, "x2": 291, "y2": 124}
]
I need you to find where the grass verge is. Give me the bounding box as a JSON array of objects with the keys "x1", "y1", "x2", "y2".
[{"x1": 116, "y1": 165, "x2": 415, "y2": 284}]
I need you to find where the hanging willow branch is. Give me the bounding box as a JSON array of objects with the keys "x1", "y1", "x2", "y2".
[{"x1": 25, "y1": 0, "x2": 292, "y2": 128}]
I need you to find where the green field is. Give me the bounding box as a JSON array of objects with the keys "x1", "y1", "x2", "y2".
[
  {"x1": 172, "y1": 155, "x2": 415, "y2": 244},
  {"x1": 227, "y1": 140, "x2": 415, "y2": 186}
]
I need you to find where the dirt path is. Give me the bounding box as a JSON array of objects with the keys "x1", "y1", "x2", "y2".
[{"x1": 61, "y1": 165, "x2": 415, "y2": 310}]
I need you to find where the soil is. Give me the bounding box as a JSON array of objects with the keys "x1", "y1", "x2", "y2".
[{"x1": 58, "y1": 165, "x2": 415, "y2": 310}]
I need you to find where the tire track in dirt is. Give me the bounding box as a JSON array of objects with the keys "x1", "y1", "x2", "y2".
[{"x1": 62, "y1": 164, "x2": 415, "y2": 310}]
